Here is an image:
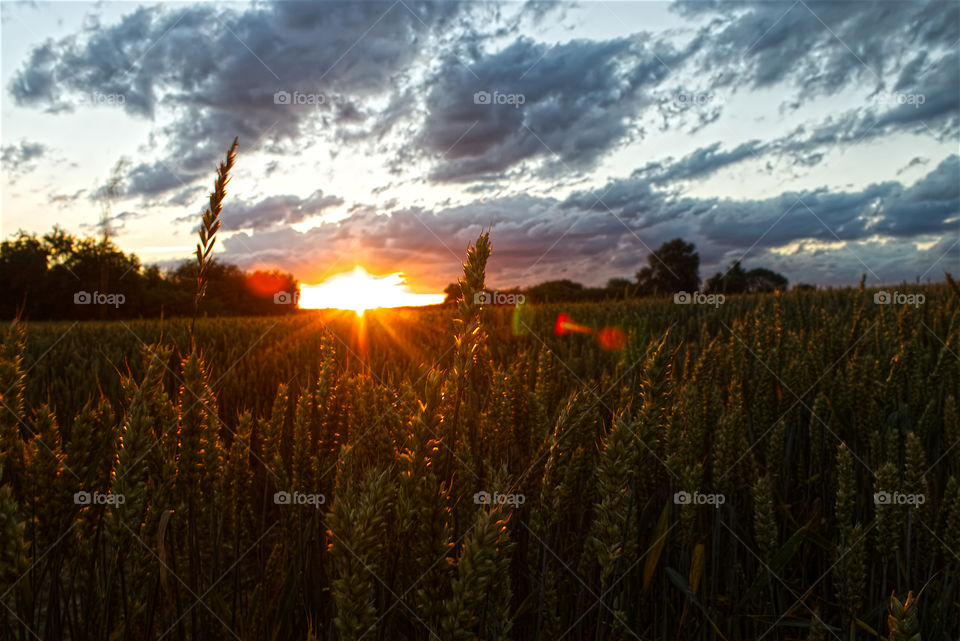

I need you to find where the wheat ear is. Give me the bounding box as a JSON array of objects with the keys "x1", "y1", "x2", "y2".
[{"x1": 192, "y1": 137, "x2": 238, "y2": 340}]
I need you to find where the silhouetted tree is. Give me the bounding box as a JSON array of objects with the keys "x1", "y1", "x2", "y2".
[
  {"x1": 169, "y1": 260, "x2": 298, "y2": 316},
  {"x1": 635, "y1": 239, "x2": 700, "y2": 295},
  {"x1": 605, "y1": 278, "x2": 636, "y2": 299},
  {"x1": 443, "y1": 283, "x2": 461, "y2": 304},
  {"x1": 705, "y1": 260, "x2": 748, "y2": 294},
  {"x1": 527, "y1": 280, "x2": 586, "y2": 303},
  {"x1": 0, "y1": 232, "x2": 50, "y2": 318},
  {"x1": 0, "y1": 228, "x2": 299, "y2": 320},
  {"x1": 706, "y1": 261, "x2": 788, "y2": 294},
  {"x1": 746, "y1": 267, "x2": 788, "y2": 293}
]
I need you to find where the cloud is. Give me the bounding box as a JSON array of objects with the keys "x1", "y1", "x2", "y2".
[
  {"x1": 216, "y1": 155, "x2": 958, "y2": 289},
  {"x1": 874, "y1": 49, "x2": 959, "y2": 136},
  {"x1": 6, "y1": 0, "x2": 957, "y2": 291},
  {"x1": 219, "y1": 190, "x2": 344, "y2": 231},
  {"x1": 8, "y1": 1, "x2": 475, "y2": 196},
  {"x1": 663, "y1": 1, "x2": 959, "y2": 153},
  {"x1": 8, "y1": 0, "x2": 955, "y2": 197},
  {"x1": 868, "y1": 154, "x2": 959, "y2": 237},
  {"x1": 777, "y1": 49, "x2": 960, "y2": 151},
  {"x1": 570, "y1": 154, "x2": 958, "y2": 255},
  {"x1": 410, "y1": 0, "x2": 955, "y2": 183},
  {"x1": 79, "y1": 210, "x2": 143, "y2": 234},
  {"x1": 417, "y1": 35, "x2": 693, "y2": 182},
  {"x1": 48, "y1": 188, "x2": 87, "y2": 209},
  {"x1": 1, "y1": 139, "x2": 47, "y2": 178},
  {"x1": 631, "y1": 140, "x2": 766, "y2": 185},
  {"x1": 675, "y1": 0, "x2": 958, "y2": 98},
  {"x1": 125, "y1": 160, "x2": 195, "y2": 198},
  {"x1": 897, "y1": 157, "x2": 929, "y2": 175}
]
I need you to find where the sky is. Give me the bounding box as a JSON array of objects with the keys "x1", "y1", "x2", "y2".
[{"x1": 1, "y1": 0, "x2": 958, "y2": 292}]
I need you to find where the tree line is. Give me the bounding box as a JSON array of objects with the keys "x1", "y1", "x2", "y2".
[
  {"x1": 445, "y1": 238, "x2": 794, "y2": 304},
  {"x1": 0, "y1": 227, "x2": 298, "y2": 320},
  {"x1": 2, "y1": 229, "x2": 793, "y2": 319}
]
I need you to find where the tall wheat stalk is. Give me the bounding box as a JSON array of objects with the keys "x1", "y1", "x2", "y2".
[{"x1": 192, "y1": 137, "x2": 238, "y2": 341}]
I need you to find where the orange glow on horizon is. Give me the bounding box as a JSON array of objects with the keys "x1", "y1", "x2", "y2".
[{"x1": 297, "y1": 266, "x2": 445, "y2": 316}]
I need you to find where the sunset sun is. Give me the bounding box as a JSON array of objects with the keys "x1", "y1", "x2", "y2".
[{"x1": 297, "y1": 266, "x2": 445, "y2": 315}]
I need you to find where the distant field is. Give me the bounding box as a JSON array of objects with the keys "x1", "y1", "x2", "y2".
[{"x1": 1, "y1": 281, "x2": 957, "y2": 640}]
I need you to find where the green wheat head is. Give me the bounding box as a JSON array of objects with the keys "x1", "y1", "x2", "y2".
[
  {"x1": 887, "y1": 591, "x2": 921, "y2": 641},
  {"x1": 193, "y1": 137, "x2": 238, "y2": 334}
]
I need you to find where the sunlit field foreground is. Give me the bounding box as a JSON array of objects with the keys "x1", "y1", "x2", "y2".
[{"x1": 1, "y1": 237, "x2": 958, "y2": 640}]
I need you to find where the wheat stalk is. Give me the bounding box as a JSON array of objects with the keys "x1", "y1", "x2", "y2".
[
  {"x1": 752, "y1": 473, "x2": 777, "y2": 562},
  {"x1": 192, "y1": 137, "x2": 238, "y2": 340},
  {"x1": 887, "y1": 591, "x2": 921, "y2": 641}
]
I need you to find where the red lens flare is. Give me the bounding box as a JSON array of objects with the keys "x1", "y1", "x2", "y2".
[
  {"x1": 554, "y1": 313, "x2": 593, "y2": 336},
  {"x1": 554, "y1": 314, "x2": 627, "y2": 351},
  {"x1": 597, "y1": 327, "x2": 627, "y2": 351}
]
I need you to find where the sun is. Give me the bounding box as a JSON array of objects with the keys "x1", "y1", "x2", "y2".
[{"x1": 297, "y1": 266, "x2": 445, "y2": 315}]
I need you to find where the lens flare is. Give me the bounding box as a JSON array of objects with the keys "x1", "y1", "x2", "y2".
[
  {"x1": 511, "y1": 302, "x2": 534, "y2": 335},
  {"x1": 597, "y1": 327, "x2": 627, "y2": 351},
  {"x1": 554, "y1": 313, "x2": 627, "y2": 351},
  {"x1": 554, "y1": 313, "x2": 593, "y2": 335}
]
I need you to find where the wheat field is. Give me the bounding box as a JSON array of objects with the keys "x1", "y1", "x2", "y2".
[{"x1": 0, "y1": 232, "x2": 957, "y2": 641}]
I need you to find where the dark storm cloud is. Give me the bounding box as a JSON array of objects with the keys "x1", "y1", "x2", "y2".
[
  {"x1": 8, "y1": 1, "x2": 473, "y2": 196},
  {"x1": 219, "y1": 156, "x2": 958, "y2": 289},
  {"x1": 418, "y1": 36, "x2": 693, "y2": 182}
]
